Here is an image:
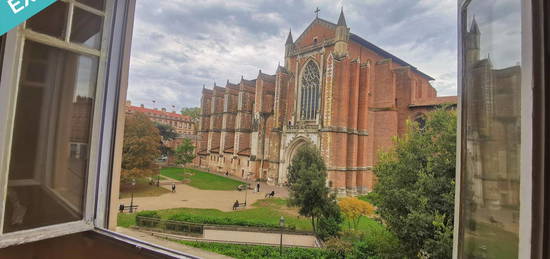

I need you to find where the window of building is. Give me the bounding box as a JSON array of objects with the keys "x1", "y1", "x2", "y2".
[
  {"x1": 299, "y1": 60, "x2": 320, "y2": 121},
  {"x1": 457, "y1": 0, "x2": 523, "y2": 257}
]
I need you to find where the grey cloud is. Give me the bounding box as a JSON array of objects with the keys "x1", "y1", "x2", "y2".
[{"x1": 128, "y1": 0, "x2": 458, "y2": 109}]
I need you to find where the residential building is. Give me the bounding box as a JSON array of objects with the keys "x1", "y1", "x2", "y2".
[{"x1": 125, "y1": 101, "x2": 195, "y2": 135}]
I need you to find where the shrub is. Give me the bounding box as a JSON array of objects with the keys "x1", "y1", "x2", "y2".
[
  {"x1": 168, "y1": 213, "x2": 296, "y2": 230},
  {"x1": 136, "y1": 210, "x2": 160, "y2": 228},
  {"x1": 324, "y1": 238, "x2": 353, "y2": 259},
  {"x1": 352, "y1": 228, "x2": 402, "y2": 259},
  {"x1": 178, "y1": 241, "x2": 329, "y2": 259}
]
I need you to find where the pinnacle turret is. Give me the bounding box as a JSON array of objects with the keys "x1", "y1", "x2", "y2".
[
  {"x1": 285, "y1": 29, "x2": 293, "y2": 45},
  {"x1": 337, "y1": 7, "x2": 347, "y2": 27}
]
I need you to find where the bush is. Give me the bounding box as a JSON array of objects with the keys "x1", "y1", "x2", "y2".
[
  {"x1": 136, "y1": 210, "x2": 160, "y2": 228},
  {"x1": 178, "y1": 241, "x2": 329, "y2": 259},
  {"x1": 324, "y1": 238, "x2": 353, "y2": 259},
  {"x1": 352, "y1": 228, "x2": 402, "y2": 259},
  {"x1": 168, "y1": 213, "x2": 296, "y2": 230}
]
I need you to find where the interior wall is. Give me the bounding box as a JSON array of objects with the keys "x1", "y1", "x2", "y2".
[{"x1": 0, "y1": 231, "x2": 172, "y2": 259}]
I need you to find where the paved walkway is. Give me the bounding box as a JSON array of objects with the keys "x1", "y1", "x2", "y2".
[
  {"x1": 138, "y1": 228, "x2": 318, "y2": 248},
  {"x1": 119, "y1": 176, "x2": 288, "y2": 212},
  {"x1": 202, "y1": 229, "x2": 318, "y2": 247},
  {"x1": 116, "y1": 227, "x2": 233, "y2": 259}
]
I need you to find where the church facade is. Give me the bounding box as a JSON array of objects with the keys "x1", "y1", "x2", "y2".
[{"x1": 197, "y1": 10, "x2": 456, "y2": 196}]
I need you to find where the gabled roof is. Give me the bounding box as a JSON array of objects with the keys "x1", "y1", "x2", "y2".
[{"x1": 294, "y1": 17, "x2": 434, "y2": 81}]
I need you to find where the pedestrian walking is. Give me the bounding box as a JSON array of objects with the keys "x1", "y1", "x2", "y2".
[
  {"x1": 256, "y1": 183, "x2": 260, "y2": 192},
  {"x1": 171, "y1": 183, "x2": 176, "y2": 193},
  {"x1": 233, "y1": 200, "x2": 239, "y2": 210}
]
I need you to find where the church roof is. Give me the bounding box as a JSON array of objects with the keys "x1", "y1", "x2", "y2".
[{"x1": 295, "y1": 16, "x2": 435, "y2": 81}]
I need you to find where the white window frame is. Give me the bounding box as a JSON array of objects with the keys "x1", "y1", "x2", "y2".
[{"x1": 0, "y1": 0, "x2": 115, "y2": 246}]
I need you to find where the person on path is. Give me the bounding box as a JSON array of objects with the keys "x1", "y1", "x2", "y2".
[
  {"x1": 171, "y1": 183, "x2": 176, "y2": 193},
  {"x1": 233, "y1": 200, "x2": 239, "y2": 210},
  {"x1": 256, "y1": 183, "x2": 260, "y2": 193}
]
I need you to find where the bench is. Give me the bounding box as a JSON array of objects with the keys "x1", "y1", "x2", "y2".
[{"x1": 119, "y1": 204, "x2": 139, "y2": 213}]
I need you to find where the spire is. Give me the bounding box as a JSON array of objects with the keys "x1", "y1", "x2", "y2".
[
  {"x1": 470, "y1": 16, "x2": 480, "y2": 34},
  {"x1": 337, "y1": 7, "x2": 347, "y2": 27},
  {"x1": 285, "y1": 29, "x2": 293, "y2": 45}
]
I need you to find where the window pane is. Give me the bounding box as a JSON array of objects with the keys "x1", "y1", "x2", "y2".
[
  {"x1": 460, "y1": 0, "x2": 522, "y2": 258},
  {"x1": 70, "y1": 8, "x2": 103, "y2": 49},
  {"x1": 3, "y1": 40, "x2": 98, "y2": 233},
  {"x1": 77, "y1": 0, "x2": 105, "y2": 11},
  {"x1": 26, "y1": 1, "x2": 68, "y2": 39}
]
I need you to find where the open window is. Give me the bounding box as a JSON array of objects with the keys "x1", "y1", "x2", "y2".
[{"x1": 0, "y1": 1, "x2": 193, "y2": 257}]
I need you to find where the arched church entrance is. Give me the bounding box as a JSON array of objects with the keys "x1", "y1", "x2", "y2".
[{"x1": 279, "y1": 136, "x2": 311, "y2": 185}]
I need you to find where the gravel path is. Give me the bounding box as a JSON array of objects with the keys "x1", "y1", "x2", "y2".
[{"x1": 119, "y1": 177, "x2": 288, "y2": 212}]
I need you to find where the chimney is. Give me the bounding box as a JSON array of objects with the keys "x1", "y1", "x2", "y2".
[
  {"x1": 161, "y1": 107, "x2": 166, "y2": 112},
  {"x1": 140, "y1": 104, "x2": 144, "y2": 108}
]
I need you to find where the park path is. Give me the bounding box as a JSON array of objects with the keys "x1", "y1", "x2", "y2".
[
  {"x1": 119, "y1": 177, "x2": 288, "y2": 212},
  {"x1": 138, "y1": 228, "x2": 319, "y2": 248},
  {"x1": 202, "y1": 229, "x2": 318, "y2": 247},
  {"x1": 116, "y1": 227, "x2": 234, "y2": 259}
]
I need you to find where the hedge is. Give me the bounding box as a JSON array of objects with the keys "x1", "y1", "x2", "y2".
[
  {"x1": 168, "y1": 213, "x2": 296, "y2": 230},
  {"x1": 178, "y1": 241, "x2": 328, "y2": 259},
  {"x1": 136, "y1": 211, "x2": 161, "y2": 228}
]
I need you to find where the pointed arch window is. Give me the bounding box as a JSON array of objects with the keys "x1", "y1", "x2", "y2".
[{"x1": 300, "y1": 61, "x2": 320, "y2": 120}]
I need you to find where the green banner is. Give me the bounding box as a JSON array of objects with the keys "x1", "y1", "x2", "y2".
[{"x1": 1, "y1": 0, "x2": 57, "y2": 36}]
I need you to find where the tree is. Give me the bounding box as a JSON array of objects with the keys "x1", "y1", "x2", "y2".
[
  {"x1": 121, "y1": 112, "x2": 161, "y2": 183},
  {"x1": 174, "y1": 138, "x2": 196, "y2": 168},
  {"x1": 372, "y1": 107, "x2": 456, "y2": 258},
  {"x1": 287, "y1": 144, "x2": 342, "y2": 238},
  {"x1": 155, "y1": 123, "x2": 178, "y2": 156},
  {"x1": 338, "y1": 197, "x2": 375, "y2": 230},
  {"x1": 180, "y1": 107, "x2": 201, "y2": 120}
]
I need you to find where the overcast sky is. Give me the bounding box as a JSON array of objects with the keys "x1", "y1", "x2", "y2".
[{"x1": 127, "y1": 0, "x2": 458, "y2": 111}]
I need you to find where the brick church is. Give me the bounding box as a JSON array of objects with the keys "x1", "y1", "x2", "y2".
[{"x1": 197, "y1": 10, "x2": 456, "y2": 196}]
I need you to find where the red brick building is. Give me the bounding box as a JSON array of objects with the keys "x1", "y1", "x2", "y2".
[
  {"x1": 198, "y1": 10, "x2": 456, "y2": 196},
  {"x1": 125, "y1": 101, "x2": 195, "y2": 135}
]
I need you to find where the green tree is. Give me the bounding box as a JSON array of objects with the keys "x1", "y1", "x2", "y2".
[
  {"x1": 372, "y1": 108, "x2": 456, "y2": 258},
  {"x1": 174, "y1": 138, "x2": 196, "y2": 168},
  {"x1": 121, "y1": 112, "x2": 161, "y2": 183},
  {"x1": 180, "y1": 107, "x2": 201, "y2": 120},
  {"x1": 287, "y1": 144, "x2": 342, "y2": 238},
  {"x1": 155, "y1": 123, "x2": 178, "y2": 156}
]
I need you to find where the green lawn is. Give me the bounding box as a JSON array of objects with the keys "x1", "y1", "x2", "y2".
[
  {"x1": 118, "y1": 198, "x2": 386, "y2": 234},
  {"x1": 119, "y1": 177, "x2": 170, "y2": 198},
  {"x1": 160, "y1": 167, "x2": 245, "y2": 190}
]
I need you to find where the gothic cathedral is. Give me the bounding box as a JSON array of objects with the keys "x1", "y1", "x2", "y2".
[{"x1": 197, "y1": 10, "x2": 456, "y2": 196}]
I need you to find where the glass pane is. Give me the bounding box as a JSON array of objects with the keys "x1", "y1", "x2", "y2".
[
  {"x1": 76, "y1": 0, "x2": 105, "y2": 11},
  {"x1": 70, "y1": 8, "x2": 103, "y2": 49},
  {"x1": 26, "y1": 1, "x2": 68, "y2": 39},
  {"x1": 460, "y1": 0, "x2": 522, "y2": 258},
  {"x1": 3, "y1": 40, "x2": 98, "y2": 233}
]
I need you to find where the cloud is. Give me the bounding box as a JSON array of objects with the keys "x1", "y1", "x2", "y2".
[{"x1": 127, "y1": 0, "x2": 458, "y2": 110}]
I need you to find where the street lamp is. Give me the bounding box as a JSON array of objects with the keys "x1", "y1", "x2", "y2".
[
  {"x1": 279, "y1": 216, "x2": 285, "y2": 256},
  {"x1": 129, "y1": 178, "x2": 136, "y2": 213}
]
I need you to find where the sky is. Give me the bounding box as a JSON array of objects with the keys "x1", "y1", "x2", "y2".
[{"x1": 127, "y1": 0, "x2": 458, "y2": 111}]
